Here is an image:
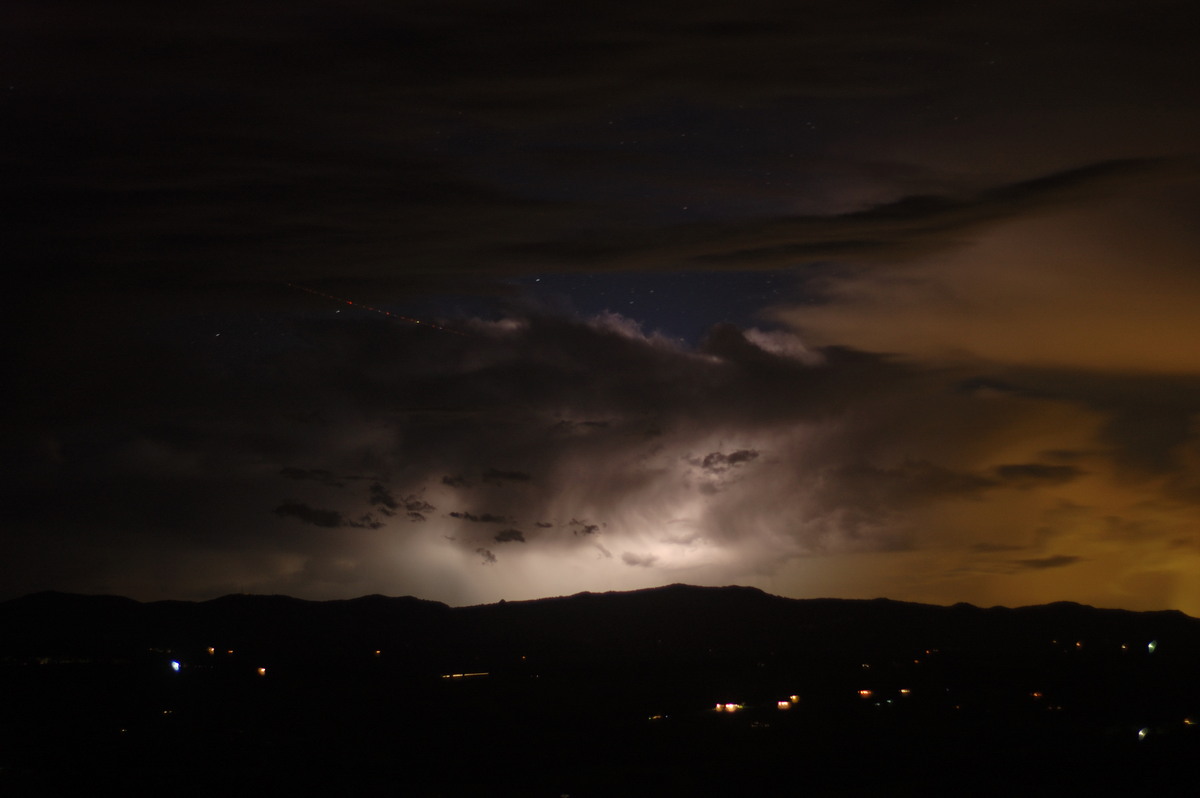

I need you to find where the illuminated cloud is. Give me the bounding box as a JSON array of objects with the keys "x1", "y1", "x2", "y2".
[
  {"x1": 776, "y1": 179, "x2": 1200, "y2": 373},
  {"x1": 3, "y1": 298, "x2": 1198, "y2": 614}
]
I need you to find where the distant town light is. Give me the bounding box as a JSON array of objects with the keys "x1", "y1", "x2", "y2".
[
  {"x1": 777, "y1": 700, "x2": 791, "y2": 710},
  {"x1": 1138, "y1": 728, "x2": 1149, "y2": 741},
  {"x1": 858, "y1": 690, "x2": 873, "y2": 699},
  {"x1": 207, "y1": 647, "x2": 215, "y2": 655},
  {"x1": 257, "y1": 667, "x2": 267, "y2": 676},
  {"x1": 170, "y1": 660, "x2": 180, "y2": 672},
  {"x1": 1148, "y1": 640, "x2": 1158, "y2": 654},
  {"x1": 789, "y1": 695, "x2": 800, "y2": 703},
  {"x1": 899, "y1": 689, "x2": 911, "y2": 696}
]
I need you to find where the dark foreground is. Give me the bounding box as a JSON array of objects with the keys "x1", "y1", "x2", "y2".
[{"x1": 2, "y1": 585, "x2": 1198, "y2": 796}]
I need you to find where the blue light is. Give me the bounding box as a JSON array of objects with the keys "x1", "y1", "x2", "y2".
[{"x1": 170, "y1": 660, "x2": 181, "y2": 672}]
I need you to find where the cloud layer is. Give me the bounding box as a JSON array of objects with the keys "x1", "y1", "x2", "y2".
[
  {"x1": 7, "y1": 304, "x2": 1200, "y2": 613},
  {"x1": 4, "y1": 0, "x2": 1200, "y2": 614}
]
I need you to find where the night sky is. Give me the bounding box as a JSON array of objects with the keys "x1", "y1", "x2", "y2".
[{"x1": 6, "y1": 1, "x2": 1200, "y2": 613}]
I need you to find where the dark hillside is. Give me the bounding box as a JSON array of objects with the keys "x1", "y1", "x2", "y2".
[{"x1": 2, "y1": 585, "x2": 1197, "y2": 796}]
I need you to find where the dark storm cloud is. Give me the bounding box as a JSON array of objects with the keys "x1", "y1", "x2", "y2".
[
  {"x1": 823, "y1": 461, "x2": 997, "y2": 505},
  {"x1": 476, "y1": 548, "x2": 497, "y2": 565},
  {"x1": 1011, "y1": 555, "x2": 1082, "y2": 571},
  {"x1": 450, "y1": 512, "x2": 512, "y2": 524},
  {"x1": 696, "y1": 450, "x2": 760, "y2": 473},
  {"x1": 405, "y1": 497, "x2": 436, "y2": 513},
  {"x1": 498, "y1": 158, "x2": 1177, "y2": 272},
  {"x1": 482, "y1": 470, "x2": 532, "y2": 485},
  {"x1": 384, "y1": 491, "x2": 435, "y2": 522},
  {"x1": 975, "y1": 369, "x2": 1200, "y2": 477},
  {"x1": 10, "y1": 0, "x2": 1195, "y2": 295},
  {"x1": 494, "y1": 529, "x2": 526, "y2": 544},
  {"x1": 273, "y1": 503, "x2": 347, "y2": 529},
  {"x1": 992, "y1": 464, "x2": 1084, "y2": 488},
  {"x1": 971, "y1": 543, "x2": 1024, "y2": 553},
  {"x1": 280, "y1": 468, "x2": 345, "y2": 487},
  {"x1": 369, "y1": 484, "x2": 436, "y2": 516},
  {"x1": 368, "y1": 483, "x2": 399, "y2": 515},
  {"x1": 622, "y1": 552, "x2": 659, "y2": 568},
  {"x1": 570, "y1": 520, "x2": 601, "y2": 536},
  {"x1": 553, "y1": 420, "x2": 611, "y2": 435}
]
